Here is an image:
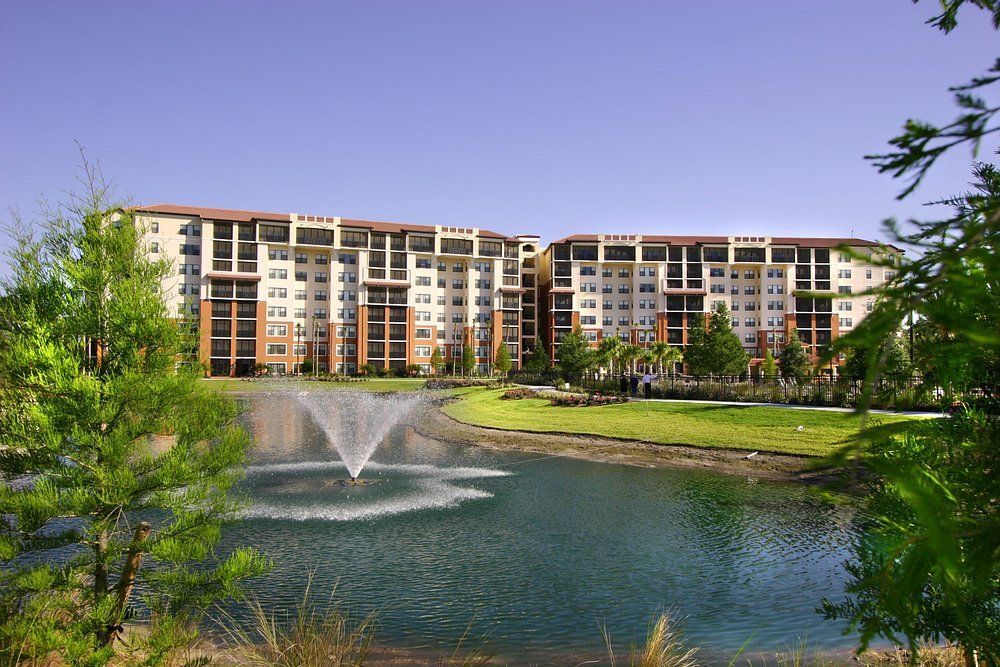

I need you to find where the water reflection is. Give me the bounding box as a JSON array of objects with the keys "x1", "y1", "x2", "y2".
[{"x1": 223, "y1": 395, "x2": 857, "y2": 662}]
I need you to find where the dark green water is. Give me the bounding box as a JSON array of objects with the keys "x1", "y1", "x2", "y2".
[{"x1": 221, "y1": 394, "x2": 859, "y2": 663}]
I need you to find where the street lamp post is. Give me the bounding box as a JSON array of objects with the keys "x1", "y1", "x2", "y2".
[{"x1": 295, "y1": 323, "x2": 302, "y2": 376}]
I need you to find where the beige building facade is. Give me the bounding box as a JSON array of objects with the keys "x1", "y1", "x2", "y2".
[{"x1": 138, "y1": 204, "x2": 897, "y2": 376}]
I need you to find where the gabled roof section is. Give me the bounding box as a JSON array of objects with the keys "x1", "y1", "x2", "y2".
[{"x1": 549, "y1": 234, "x2": 899, "y2": 251}]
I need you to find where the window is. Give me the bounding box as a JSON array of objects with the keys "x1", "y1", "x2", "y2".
[
  {"x1": 338, "y1": 253, "x2": 357, "y2": 265},
  {"x1": 838, "y1": 269, "x2": 852, "y2": 278},
  {"x1": 581, "y1": 282, "x2": 596, "y2": 292},
  {"x1": 314, "y1": 308, "x2": 328, "y2": 319},
  {"x1": 267, "y1": 287, "x2": 287, "y2": 298},
  {"x1": 618, "y1": 268, "x2": 631, "y2": 278},
  {"x1": 602, "y1": 284, "x2": 613, "y2": 293},
  {"x1": 744, "y1": 286, "x2": 756, "y2": 295},
  {"x1": 336, "y1": 325, "x2": 357, "y2": 338},
  {"x1": 731, "y1": 301, "x2": 739, "y2": 311},
  {"x1": 414, "y1": 345, "x2": 432, "y2": 357},
  {"x1": 314, "y1": 290, "x2": 327, "y2": 301},
  {"x1": 618, "y1": 300, "x2": 630, "y2": 310},
  {"x1": 294, "y1": 308, "x2": 307, "y2": 318},
  {"x1": 294, "y1": 289, "x2": 307, "y2": 300},
  {"x1": 602, "y1": 316, "x2": 612, "y2": 326},
  {"x1": 618, "y1": 317, "x2": 630, "y2": 326},
  {"x1": 452, "y1": 279, "x2": 464, "y2": 289},
  {"x1": 453, "y1": 263, "x2": 465, "y2": 272},
  {"x1": 338, "y1": 272, "x2": 357, "y2": 283},
  {"x1": 416, "y1": 311, "x2": 431, "y2": 321},
  {"x1": 315, "y1": 272, "x2": 328, "y2": 283},
  {"x1": 602, "y1": 268, "x2": 612, "y2": 278},
  {"x1": 266, "y1": 324, "x2": 288, "y2": 337},
  {"x1": 150, "y1": 221, "x2": 159, "y2": 233},
  {"x1": 415, "y1": 328, "x2": 432, "y2": 339},
  {"x1": 709, "y1": 268, "x2": 725, "y2": 277},
  {"x1": 839, "y1": 301, "x2": 852, "y2": 311},
  {"x1": 618, "y1": 284, "x2": 630, "y2": 293},
  {"x1": 337, "y1": 290, "x2": 356, "y2": 301},
  {"x1": 315, "y1": 253, "x2": 328, "y2": 265},
  {"x1": 732, "y1": 317, "x2": 739, "y2": 328},
  {"x1": 744, "y1": 301, "x2": 756, "y2": 311},
  {"x1": 580, "y1": 266, "x2": 596, "y2": 276},
  {"x1": 767, "y1": 285, "x2": 785, "y2": 294},
  {"x1": 415, "y1": 293, "x2": 431, "y2": 304},
  {"x1": 731, "y1": 286, "x2": 739, "y2": 295},
  {"x1": 452, "y1": 296, "x2": 464, "y2": 306},
  {"x1": 766, "y1": 268, "x2": 784, "y2": 278},
  {"x1": 416, "y1": 258, "x2": 432, "y2": 269},
  {"x1": 415, "y1": 276, "x2": 431, "y2": 286},
  {"x1": 336, "y1": 308, "x2": 357, "y2": 320},
  {"x1": 884, "y1": 271, "x2": 895, "y2": 280},
  {"x1": 581, "y1": 315, "x2": 597, "y2": 325},
  {"x1": 269, "y1": 249, "x2": 288, "y2": 261},
  {"x1": 842, "y1": 318, "x2": 853, "y2": 327},
  {"x1": 150, "y1": 241, "x2": 159, "y2": 253},
  {"x1": 710, "y1": 284, "x2": 725, "y2": 294},
  {"x1": 475, "y1": 279, "x2": 491, "y2": 289},
  {"x1": 639, "y1": 283, "x2": 655, "y2": 293},
  {"x1": 295, "y1": 252, "x2": 308, "y2": 264},
  {"x1": 269, "y1": 268, "x2": 288, "y2": 279},
  {"x1": 838, "y1": 286, "x2": 852, "y2": 294},
  {"x1": 295, "y1": 271, "x2": 307, "y2": 281},
  {"x1": 744, "y1": 333, "x2": 755, "y2": 343},
  {"x1": 744, "y1": 270, "x2": 756, "y2": 279},
  {"x1": 266, "y1": 343, "x2": 287, "y2": 356},
  {"x1": 267, "y1": 306, "x2": 287, "y2": 318},
  {"x1": 745, "y1": 318, "x2": 756, "y2": 327},
  {"x1": 179, "y1": 244, "x2": 200, "y2": 256},
  {"x1": 335, "y1": 343, "x2": 358, "y2": 356}
]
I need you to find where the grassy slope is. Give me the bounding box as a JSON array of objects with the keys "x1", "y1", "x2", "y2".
[
  {"x1": 201, "y1": 377, "x2": 429, "y2": 393},
  {"x1": 442, "y1": 388, "x2": 918, "y2": 457}
]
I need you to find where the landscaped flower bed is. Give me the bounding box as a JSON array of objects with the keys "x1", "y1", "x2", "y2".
[
  {"x1": 501, "y1": 388, "x2": 539, "y2": 400},
  {"x1": 548, "y1": 391, "x2": 627, "y2": 407}
]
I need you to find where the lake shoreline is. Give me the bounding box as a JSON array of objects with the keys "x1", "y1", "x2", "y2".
[{"x1": 415, "y1": 399, "x2": 844, "y2": 485}]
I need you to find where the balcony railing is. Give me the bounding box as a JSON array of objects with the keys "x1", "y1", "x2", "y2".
[{"x1": 364, "y1": 267, "x2": 410, "y2": 284}]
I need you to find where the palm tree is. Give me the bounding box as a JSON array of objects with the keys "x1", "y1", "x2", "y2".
[
  {"x1": 639, "y1": 349, "x2": 654, "y2": 374},
  {"x1": 662, "y1": 345, "x2": 684, "y2": 377},
  {"x1": 620, "y1": 344, "x2": 642, "y2": 374},
  {"x1": 649, "y1": 341, "x2": 670, "y2": 376},
  {"x1": 598, "y1": 335, "x2": 624, "y2": 376}
]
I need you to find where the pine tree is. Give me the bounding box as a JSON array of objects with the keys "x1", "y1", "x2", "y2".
[
  {"x1": 779, "y1": 328, "x2": 811, "y2": 379},
  {"x1": 524, "y1": 337, "x2": 551, "y2": 372},
  {"x1": 555, "y1": 326, "x2": 593, "y2": 381},
  {"x1": 684, "y1": 305, "x2": 748, "y2": 375},
  {"x1": 0, "y1": 173, "x2": 268, "y2": 664},
  {"x1": 461, "y1": 343, "x2": 476, "y2": 375},
  {"x1": 706, "y1": 304, "x2": 750, "y2": 375},
  {"x1": 493, "y1": 343, "x2": 512, "y2": 378},
  {"x1": 762, "y1": 348, "x2": 778, "y2": 377},
  {"x1": 430, "y1": 345, "x2": 444, "y2": 375}
]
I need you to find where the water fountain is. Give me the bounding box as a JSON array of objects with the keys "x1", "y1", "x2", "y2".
[{"x1": 297, "y1": 391, "x2": 424, "y2": 482}]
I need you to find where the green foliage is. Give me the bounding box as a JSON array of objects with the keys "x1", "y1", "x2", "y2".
[
  {"x1": 821, "y1": 411, "x2": 1000, "y2": 660},
  {"x1": 461, "y1": 343, "x2": 476, "y2": 375},
  {"x1": 493, "y1": 343, "x2": 512, "y2": 377},
  {"x1": 524, "y1": 337, "x2": 551, "y2": 372},
  {"x1": 779, "y1": 329, "x2": 812, "y2": 379},
  {"x1": 0, "y1": 173, "x2": 268, "y2": 664},
  {"x1": 430, "y1": 346, "x2": 445, "y2": 374},
  {"x1": 762, "y1": 348, "x2": 778, "y2": 377},
  {"x1": 820, "y1": 7, "x2": 1000, "y2": 662},
  {"x1": 841, "y1": 334, "x2": 912, "y2": 383},
  {"x1": 299, "y1": 358, "x2": 316, "y2": 375},
  {"x1": 596, "y1": 335, "x2": 623, "y2": 375},
  {"x1": 555, "y1": 326, "x2": 593, "y2": 381},
  {"x1": 684, "y1": 304, "x2": 749, "y2": 376}
]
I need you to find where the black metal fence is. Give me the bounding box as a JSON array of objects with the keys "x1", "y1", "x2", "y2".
[{"x1": 507, "y1": 371, "x2": 996, "y2": 411}]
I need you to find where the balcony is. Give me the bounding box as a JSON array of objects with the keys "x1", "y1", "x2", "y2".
[
  {"x1": 661, "y1": 278, "x2": 706, "y2": 295},
  {"x1": 364, "y1": 267, "x2": 410, "y2": 286}
]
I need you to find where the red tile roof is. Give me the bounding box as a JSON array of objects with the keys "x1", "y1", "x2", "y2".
[
  {"x1": 133, "y1": 204, "x2": 513, "y2": 239},
  {"x1": 133, "y1": 203, "x2": 290, "y2": 223}
]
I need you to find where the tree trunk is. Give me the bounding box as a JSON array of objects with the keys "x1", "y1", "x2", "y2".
[
  {"x1": 94, "y1": 529, "x2": 108, "y2": 598},
  {"x1": 963, "y1": 647, "x2": 979, "y2": 667},
  {"x1": 100, "y1": 522, "x2": 152, "y2": 646}
]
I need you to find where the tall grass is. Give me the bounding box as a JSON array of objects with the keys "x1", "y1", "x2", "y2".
[
  {"x1": 603, "y1": 612, "x2": 699, "y2": 667},
  {"x1": 214, "y1": 577, "x2": 376, "y2": 667}
]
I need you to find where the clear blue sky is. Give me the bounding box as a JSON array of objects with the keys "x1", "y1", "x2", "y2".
[{"x1": 1, "y1": 0, "x2": 996, "y2": 267}]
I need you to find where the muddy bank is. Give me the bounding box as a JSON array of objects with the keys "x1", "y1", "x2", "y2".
[{"x1": 413, "y1": 399, "x2": 843, "y2": 485}]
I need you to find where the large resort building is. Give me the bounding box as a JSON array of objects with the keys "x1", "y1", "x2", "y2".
[{"x1": 136, "y1": 204, "x2": 898, "y2": 377}]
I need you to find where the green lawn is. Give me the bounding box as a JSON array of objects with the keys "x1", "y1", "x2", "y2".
[
  {"x1": 442, "y1": 388, "x2": 920, "y2": 457},
  {"x1": 201, "y1": 377, "x2": 429, "y2": 393}
]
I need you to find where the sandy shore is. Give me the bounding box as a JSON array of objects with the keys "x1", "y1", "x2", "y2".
[{"x1": 414, "y1": 399, "x2": 843, "y2": 485}]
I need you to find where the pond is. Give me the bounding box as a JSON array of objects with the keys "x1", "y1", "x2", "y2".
[{"x1": 220, "y1": 393, "x2": 859, "y2": 663}]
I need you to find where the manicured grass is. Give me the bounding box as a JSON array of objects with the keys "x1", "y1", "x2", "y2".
[
  {"x1": 201, "y1": 377, "x2": 429, "y2": 393},
  {"x1": 442, "y1": 388, "x2": 920, "y2": 457}
]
